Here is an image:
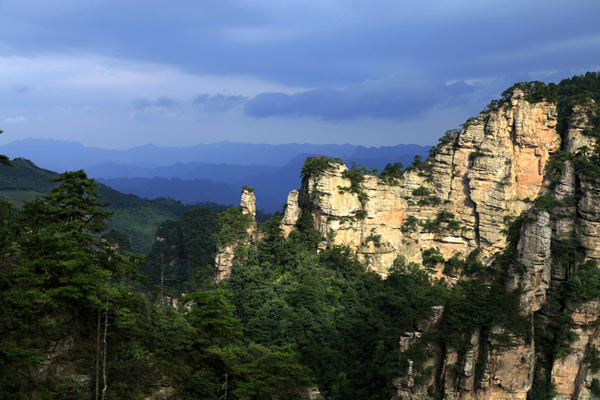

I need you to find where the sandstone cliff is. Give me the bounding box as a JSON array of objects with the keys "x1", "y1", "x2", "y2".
[
  {"x1": 389, "y1": 97, "x2": 600, "y2": 400},
  {"x1": 214, "y1": 85, "x2": 600, "y2": 400},
  {"x1": 272, "y1": 90, "x2": 600, "y2": 400},
  {"x1": 281, "y1": 89, "x2": 560, "y2": 277},
  {"x1": 214, "y1": 189, "x2": 260, "y2": 283}
]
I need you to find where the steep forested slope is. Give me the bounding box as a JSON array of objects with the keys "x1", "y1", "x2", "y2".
[
  {"x1": 143, "y1": 208, "x2": 220, "y2": 295},
  {"x1": 3, "y1": 72, "x2": 600, "y2": 400},
  {"x1": 0, "y1": 171, "x2": 312, "y2": 400},
  {"x1": 210, "y1": 72, "x2": 600, "y2": 400},
  {"x1": 0, "y1": 158, "x2": 230, "y2": 254}
]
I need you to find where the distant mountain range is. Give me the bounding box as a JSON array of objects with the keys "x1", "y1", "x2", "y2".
[
  {"x1": 0, "y1": 138, "x2": 431, "y2": 213},
  {"x1": 0, "y1": 158, "x2": 233, "y2": 254}
]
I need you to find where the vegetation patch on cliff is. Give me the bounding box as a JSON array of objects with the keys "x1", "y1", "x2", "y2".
[
  {"x1": 300, "y1": 155, "x2": 343, "y2": 179},
  {"x1": 213, "y1": 206, "x2": 255, "y2": 247},
  {"x1": 338, "y1": 161, "x2": 377, "y2": 219}
]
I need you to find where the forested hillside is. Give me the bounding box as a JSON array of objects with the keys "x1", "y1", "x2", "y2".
[
  {"x1": 0, "y1": 158, "x2": 232, "y2": 254},
  {"x1": 143, "y1": 209, "x2": 220, "y2": 295},
  {"x1": 2, "y1": 72, "x2": 600, "y2": 399},
  {"x1": 0, "y1": 170, "x2": 313, "y2": 400},
  {"x1": 208, "y1": 72, "x2": 600, "y2": 400}
]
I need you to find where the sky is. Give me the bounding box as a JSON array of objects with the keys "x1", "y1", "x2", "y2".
[{"x1": 0, "y1": 0, "x2": 599, "y2": 149}]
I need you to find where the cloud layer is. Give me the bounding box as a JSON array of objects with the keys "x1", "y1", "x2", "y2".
[
  {"x1": 0, "y1": 0, "x2": 598, "y2": 148},
  {"x1": 193, "y1": 94, "x2": 247, "y2": 113},
  {"x1": 245, "y1": 80, "x2": 475, "y2": 121}
]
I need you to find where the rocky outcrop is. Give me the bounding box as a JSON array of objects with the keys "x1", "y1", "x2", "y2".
[
  {"x1": 578, "y1": 175, "x2": 600, "y2": 263},
  {"x1": 281, "y1": 190, "x2": 302, "y2": 238},
  {"x1": 216, "y1": 88, "x2": 600, "y2": 400},
  {"x1": 393, "y1": 306, "x2": 444, "y2": 399},
  {"x1": 286, "y1": 90, "x2": 559, "y2": 276},
  {"x1": 214, "y1": 190, "x2": 259, "y2": 283},
  {"x1": 33, "y1": 335, "x2": 93, "y2": 392},
  {"x1": 241, "y1": 190, "x2": 257, "y2": 216},
  {"x1": 214, "y1": 242, "x2": 237, "y2": 283},
  {"x1": 285, "y1": 92, "x2": 600, "y2": 400},
  {"x1": 390, "y1": 96, "x2": 600, "y2": 400},
  {"x1": 551, "y1": 300, "x2": 600, "y2": 400},
  {"x1": 394, "y1": 322, "x2": 536, "y2": 400},
  {"x1": 508, "y1": 208, "x2": 552, "y2": 314}
]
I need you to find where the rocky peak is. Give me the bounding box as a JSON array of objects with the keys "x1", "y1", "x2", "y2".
[
  {"x1": 388, "y1": 94, "x2": 600, "y2": 400},
  {"x1": 281, "y1": 189, "x2": 301, "y2": 237},
  {"x1": 281, "y1": 89, "x2": 560, "y2": 277},
  {"x1": 271, "y1": 88, "x2": 600, "y2": 400},
  {"x1": 241, "y1": 189, "x2": 256, "y2": 217},
  {"x1": 214, "y1": 191, "x2": 259, "y2": 283}
]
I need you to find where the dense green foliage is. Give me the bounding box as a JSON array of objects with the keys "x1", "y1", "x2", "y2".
[
  {"x1": 102, "y1": 229, "x2": 133, "y2": 253},
  {"x1": 484, "y1": 81, "x2": 559, "y2": 113},
  {"x1": 0, "y1": 157, "x2": 236, "y2": 254},
  {"x1": 555, "y1": 71, "x2": 600, "y2": 136},
  {"x1": 213, "y1": 206, "x2": 255, "y2": 247},
  {"x1": 0, "y1": 169, "x2": 309, "y2": 399},
  {"x1": 206, "y1": 203, "x2": 530, "y2": 400},
  {"x1": 0, "y1": 157, "x2": 58, "y2": 196},
  {"x1": 300, "y1": 156, "x2": 343, "y2": 179},
  {"x1": 404, "y1": 155, "x2": 434, "y2": 182},
  {"x1": 98, "y1": 188, "x2": 230, "y2": 255},
  {"x1": 221, "y1": 242, "x2": 448, "y2": 399},
  {"x1": 0, "y1": 170, "x2": 146, "y2": 396},
  {"x1": 144, "y1": 208, "x2": 221, "y2": 295},
  {"x1": 378, "y1": 162, "x2": 404, "y2": 184}
]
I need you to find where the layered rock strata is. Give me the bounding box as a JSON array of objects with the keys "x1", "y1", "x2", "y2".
[
  {"x1": 277, "y1": 93, "x2": 600, "y2": 399},
  {"x1": 388, "y1": 100, "x2": 600, "y2": 399},
  {"x1": 281, "y1": 89, "x2": 560, "y2": 276},
  {"x1": 218, "y1": 92, "x2": 600, "y2": 400}
]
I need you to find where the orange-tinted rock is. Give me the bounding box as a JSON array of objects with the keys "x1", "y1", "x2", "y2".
[
  {"x1": 293, "y1": 89, "x2": 560, "y2": 277},
  {"x1": 241, "y1": 189, "x2": 256, "y2": 216}
]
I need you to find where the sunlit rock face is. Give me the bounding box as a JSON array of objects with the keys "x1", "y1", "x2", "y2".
[
  {"x1": 281, "y1": 190, "x2": 302, "y2": 238},
  {"x1": 282, "y1": 89, "x2": 560, "y2": 277},
  {"x1": 386, "y1": 97, "x2": 600, "y2": 400},
  {"x1": 216, "y1": 90, "x2": 600, "y2": 400}
]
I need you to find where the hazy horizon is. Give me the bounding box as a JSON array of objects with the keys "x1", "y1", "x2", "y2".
[
  {"x1": 1, "y1": 1, "x2": 599, "y2": 149},
  {"x1": 1, "y1": 136, "x2": 433, "y2": 151}
]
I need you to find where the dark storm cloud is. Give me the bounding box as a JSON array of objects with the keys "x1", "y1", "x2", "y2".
[
  {"x1": 192, "y1": 94, "x2": 247, "y2": 113},
  {"x1": 2, "y1": 1, "x2": 599, "y2": 88},
  {"x1": 245, "y1": 81, "x2": 475, "y2": 121}
]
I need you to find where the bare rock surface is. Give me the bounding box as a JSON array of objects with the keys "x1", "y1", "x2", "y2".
[
  {"x1": 214, "y1": 190, "x2": 260, "y2": 283},
  {"x1": 215, "y1": 92, "x2": 600, "y2": 400},
  {"x1": 290, "y1": 90, "x2": 559, "y2": 277}
]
